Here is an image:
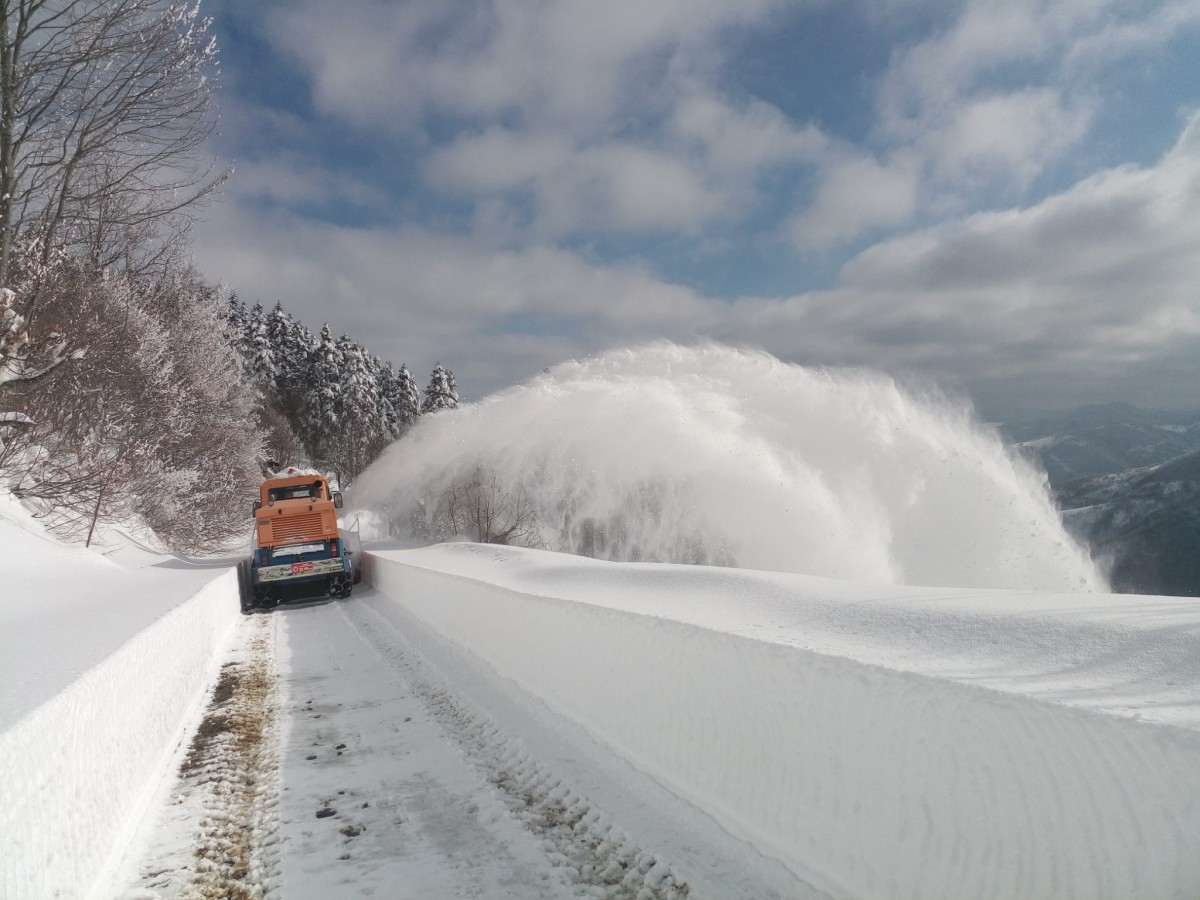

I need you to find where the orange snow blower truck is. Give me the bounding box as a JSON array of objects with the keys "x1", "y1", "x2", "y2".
[{"x1": 237, "y1": 468, "x2": 360, "y2": 611}]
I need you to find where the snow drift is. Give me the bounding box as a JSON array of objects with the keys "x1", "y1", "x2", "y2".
[
  {"x1": 352, "y1": 344, "x2": 1102, "y2": 591},
  {"x1": 367, "y1": 543, "x2": 1200, "y2": 900}
]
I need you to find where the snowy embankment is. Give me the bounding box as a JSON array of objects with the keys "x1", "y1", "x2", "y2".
[
  {"x1": 367, "y1": 542, "x2": 1200, "y2": 900},
  {"x1": 0, "y1": 498, "x2": 240, "y2": 900}
]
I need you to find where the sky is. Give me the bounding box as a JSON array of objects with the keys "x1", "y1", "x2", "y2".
[{"x1": 192, "y1": 0, "x2": 1200, "y2": 417}]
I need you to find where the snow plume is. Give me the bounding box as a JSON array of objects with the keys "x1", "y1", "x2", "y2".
[{"x1": 351, "y1": 344, "x2": 1103, "y2": 591}]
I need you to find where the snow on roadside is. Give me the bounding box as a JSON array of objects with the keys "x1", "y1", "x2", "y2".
[
  {"x1": 0, "y1": 494, "x2": 242, "y2": 900},
  {"x1": 368, "y1": 543, "x2": 1200, "y2": 900},
  {"x1": 0, "y1": 492, "x2": 232, "y2": 729},
  {"x1": 410, "y1": 542, "x2": 1200, "y2": 729}
]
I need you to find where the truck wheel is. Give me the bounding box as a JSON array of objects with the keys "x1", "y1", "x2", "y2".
[
  {"x1": 253, "y1": 585, "x2": 276, "y2": 611},
  {"x1": 237, "y1": 560, "x2": 254, "y2": 613},
  {"x1": 329, "y1": 573, "x2": 352, "y2": 600}
]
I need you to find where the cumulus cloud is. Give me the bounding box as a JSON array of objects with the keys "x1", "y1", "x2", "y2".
[
  {"x1": 804, "y1": 112, "x2": 1200, "y2": 392},
  {"x1": 192, "y1": 197, "x2": 723, "y2": 393},
  {"x1": 195, "y1": 0, "x2": 1200, "y2": 413},
  {"x1": 860, "y1": 0, "x2": 1198, "y2": 241},
  {"x1": 266, "y1": 0, "x2": 789, "y2": 130},
  {"x1": 667, "y1": 92, "x2": 829, "y2": 175},
  {"x1": 196, "y1": 112, "x2": 1200, "y2": 411},
  {"x1": 224, "y1": 155, "x2": 383, "y2": 210},
  {"x1": 844, "y1": 114, "x2": 1200, "y2": 295},
  {"x1": 924, "y1": 89, "x2": 1094, "y2": 190},
  {"x1": 217, "y1": 0, "x2": 1197, "y2": 252},
  {"x1": 791, "y1": 152, "x2": 921, "y2": 250},
  {"x1": 427, "y1": 131, "x2": 726, "y2": 235},
  {"x1": 253, "y1": 0, "x2": 820, "y2": 239}
]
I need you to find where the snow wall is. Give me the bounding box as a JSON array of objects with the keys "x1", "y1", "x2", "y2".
[
  {"x1": 0, "y1": 570, "x2": 240, "y2": 900},
  {"x1": 367, "y1": 547, "x2": 1200, "y2": 900}
]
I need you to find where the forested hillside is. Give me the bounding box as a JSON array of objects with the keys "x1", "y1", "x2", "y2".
[
  {"x1": 0, "y1": 1, "x2": 456, "y2": 553},
  {"x1": 225, "y1": 297, "x2": 457, "y2": 488}
]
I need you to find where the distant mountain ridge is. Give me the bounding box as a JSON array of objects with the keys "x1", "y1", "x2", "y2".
[
  {"x1": 1055, "y1": 449, "x2": 1200, "y2": 596},
  {"x1": 1002, "y1": 404, "x2": 1200, "y2": 597},
  {"x1": 1002, "y1": 402, "x2": 1200, "y2": 489}
]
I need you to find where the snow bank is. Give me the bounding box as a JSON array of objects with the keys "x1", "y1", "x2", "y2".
[
  {"x1": 0, "y1": 492, "x2": 231, "y2": 729},
  {"x1": 0, "y1": 570, "x2": 240, "y2": 900},
  {"x1": 367, "y1": 544, "x2": 1200, "y2": 900}
]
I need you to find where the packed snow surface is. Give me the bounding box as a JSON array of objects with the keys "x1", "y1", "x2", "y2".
[
  {"x1": 0, "y1": 493, "x2": 231, "y2": 728},
  {"x1": 6, "y1": 484, "x2": 1198, "y2": 899},
  {"x1": 368, "y1": 542, "x2": 1200, "y2": 900},
  {"x1": 352, "y1": 344, "x2": 1103, "y2": 591},
  {"x1": 0, "y1": 496, "x2": 240, "y2": 900}
]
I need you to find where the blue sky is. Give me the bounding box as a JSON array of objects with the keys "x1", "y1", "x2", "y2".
[{"x1": 193, "y1": 0, "x2": 1200, "y2": 416}]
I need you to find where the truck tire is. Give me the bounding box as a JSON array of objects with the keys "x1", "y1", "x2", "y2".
[
  {"x1": 237, "y1": 560, "x2": 254, "y2": 613},
  {"x1": 329, "y1": 572, "x2": 352, "y2": 600},
  {"x1": 253, "y1": 585, "x2": 277, "y2": 611}
]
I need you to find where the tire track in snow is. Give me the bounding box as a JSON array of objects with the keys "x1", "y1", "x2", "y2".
[{"x1": 341, "y1": 597, "x2": 695, "y2": 899}]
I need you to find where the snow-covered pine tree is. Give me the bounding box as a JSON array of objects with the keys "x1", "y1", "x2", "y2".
[
  {"x1": 421, "y1": 364, "x2": 458, "y2": 414},
  {"x1": 226, "y1": 294, "x2": 251, "y2": 358},
  {"x1": 334, "y1": 335, "x2": 384, "y2": 482},
  {"x1": 219, "y1": 297, "x2": 454, "y2": 475},
  {"x1": 376, "y1": 361, "x2": 401, "y2": 439},
  {"x1": 266, "y1": 302, "x2": 292, "y2": 381},
  {"x1": 246, "y1": 301, "x2": 277, "y2": 389},
  {"x1": 396, "y1": 363, "x2": 421, "y2": 429},
  {"x1": 303, "y1": 324, "x2": 344, "y2": 467},
  {"x1": 272, "y1": 307, "x2": 313, "y2": 436}
]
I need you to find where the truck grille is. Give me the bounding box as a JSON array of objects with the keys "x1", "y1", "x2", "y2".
[{"x1": 267, "y1": 512, "x2": 327, "y2": 546}]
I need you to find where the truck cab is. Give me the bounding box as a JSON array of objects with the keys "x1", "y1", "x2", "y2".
[{"x1": 242, "y1": 469, "x2": 354, "y2": 609}]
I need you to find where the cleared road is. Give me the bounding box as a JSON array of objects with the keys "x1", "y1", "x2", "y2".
[{"x1": 121, "y1": 588, "x2": 792, "y2": 898}]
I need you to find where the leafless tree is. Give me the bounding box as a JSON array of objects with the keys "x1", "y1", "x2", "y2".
[
  {"x1": 5, "y1": 256, "x2": 264, "y2": 551},
  {"x1": 0, "y1": 282, "x2": 78, "y2": 385},
  {"x1": 0, "y1": 0, "x2": 227, "y2": 315},
  {"x1": 426, "y1": 468, "x2": 545, "y2": 547},
  {"x1": 0, "y1": 266, "x2": 82, "y2": 457}
]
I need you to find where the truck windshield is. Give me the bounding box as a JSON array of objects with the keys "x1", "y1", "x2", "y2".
[{"x1": 268, "y1": 482, "x2": 324, "y2": 502}]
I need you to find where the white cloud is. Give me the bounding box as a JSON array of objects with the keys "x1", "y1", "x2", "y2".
[
  {"x1": 1063, "y1": 0, "x2": 1200, "y2": 74},
  {"x1": 196, "y1": 113, "x2": 1200, "y2": 410},
  {"x1": 668, "y1": 92, "x2": 829, "y2": 175},
  {"x1": 843, "y1": 0, "x2": 1199, "y2": 246},
  {"x1": 878, "y1": 0, "x2": 1107, "y2": 137},
  {"x1": 224, "y1": 155, "x2": 383, "y2": 210},
  {"x1": 268, "y1": 0, "x2": 791, "y2": 132},
  {"x1": 256, "y1": 0, "x2": 822, "y2": 239},
  {"x1": 426, "y1": 131, "x2": 725, "y2": 234},
  {"x1": 224, "y1": 0, "x2": 1200, "y2": 256},
  {"x1": 924, "y1": 89, "x2": 1094, "y2": 190},
  {"x1": 425, "y1": 129, "x2": 575, "y2": 195},
  {"x1": 192, "y1": 196, "x2": 723, "y2": 392},
  {"x1": 844, "y1": 113, "x2": 1200, "y2": 294},
  {"x1": 197, "y1": 2, "x2": 1200, "y2": 411},
  {"x1": 814, "y1": 112, "x2": 1200, "y2": 385},
  {"x1": 791, "y1": 153, "x2": 921, "y2": 250},
  {"x1": 539, "y1": 143, "x2": 723, "y2": 234}
]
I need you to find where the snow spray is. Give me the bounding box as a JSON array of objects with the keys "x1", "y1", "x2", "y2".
[{"x1": 351, "y1": 344, "x2": 1104, "y2": 591}]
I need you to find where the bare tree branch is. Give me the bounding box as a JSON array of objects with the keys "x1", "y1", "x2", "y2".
[{"x1": 0, "y1": 0, "x2": 227, "y2": 306}]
